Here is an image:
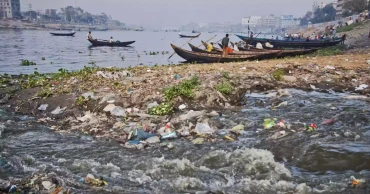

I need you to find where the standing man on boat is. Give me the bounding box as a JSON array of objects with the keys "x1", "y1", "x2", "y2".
[
  {"x1": 222, "y1": 34, "x2": 230, "y2": 57},
  {"x1": 87, "y1": 31, "x2": 93, "y2": 40}
]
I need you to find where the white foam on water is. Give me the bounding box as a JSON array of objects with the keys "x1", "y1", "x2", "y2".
[
  {"x1": 128, "y1": 170, "x2": 152, "y2": 184},
  {"x1": 172, "y1": 176, "x2": 206, "y2": 190},
  {"x1": 126, "y1": 148, "x2": 298, "y2": 193},
  {"x1": 72, "y1": 159, "x2": 101, "y2": 168}
]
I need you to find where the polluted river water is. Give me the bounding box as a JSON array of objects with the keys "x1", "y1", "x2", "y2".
[{"x1": 1, "y1": 89, "x2": 370, "y2": 193}]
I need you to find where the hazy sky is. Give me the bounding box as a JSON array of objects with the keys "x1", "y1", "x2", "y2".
[{"x1": 21, "y1": 0, "x2": 333, "y2": 28}]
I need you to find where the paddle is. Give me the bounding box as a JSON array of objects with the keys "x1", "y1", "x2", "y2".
[
  {"x1": 168, "y1": 35, "x2": 200, "y2": 59},
  {"x1": 197, "y1": 35, "x2": 217, "y2": 47}
]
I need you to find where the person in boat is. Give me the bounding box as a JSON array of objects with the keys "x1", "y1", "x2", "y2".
[
  {"x1": 250, "y1": 32, "x2": 254, "y2": 39},
  {"x1": 314, "y1": 36, "x2": 318, "y2": 41},
  {"x1": 306, "y1": 36, "x2": 310, "y2": 42},
  {"x1": 276, "y1": 36, "x2": 279, "y2": 40},
  {"x1": 265, "y1": 41, "x2": 273, "y2": 48},
  {"x1": 87, "y1": 31, "x2": 93, "y2": 40},
  {"x1": 233, "y1": 43, "x2": 239, "y2": 51},
  {"x1": 109, "y1": 37, "x2": 114, "y2": 43},
  {"x1": 221, "y1": 34, "x2": 230, "y2": 57},
  {"x1": 207, "y1": 42, "x2": 214, "y2": 52},
  {"x1": 227, "y1": 46, "x2": 233, "y2": 53},
  {"x1": 341, "y1": 34, "x2": 346, "y2": 45},
  {"x1": 256, "y1": 42, "x2": 263, "y2": 50}
]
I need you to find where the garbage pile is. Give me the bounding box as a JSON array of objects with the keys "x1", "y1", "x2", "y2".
[
  {"x1": 0, "y1": 173, "x2": 110, "y2": 193},
  {"x1": 0, "y1": 173, "x2": 69, "y2": 194}
]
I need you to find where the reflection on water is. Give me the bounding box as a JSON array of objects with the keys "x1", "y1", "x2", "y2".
[{"x1": 0, "y1": 30, "x2": 241, "y2": 75}]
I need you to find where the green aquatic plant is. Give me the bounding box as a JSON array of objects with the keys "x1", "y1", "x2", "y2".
[
  {"x1": 164, "y1": 75, "x2": 200, "y2": 100},
  {"x1": 37, "y1": 87, "x2": 53, "y2": 98},
  {"x1": 41, "y1": 57, "x2": 45, "y2": 60},
  {"x1": 215, "y1": 79, "x2": 233, "y2": 95},
  {"x1": 336, "y1": 22, "x2": 362, "y2": 33},
  {"x1": 75, "y1": 96, "x2": 87, "y2": 106},
  {"x1": 148, "y1": 102, "x2": 174, "y2": 115},
  {"x1": 221, "y1": 71, "x2": 231, "y2": 79},
  {"x1": 20, "y1": 60, "x2": 36, "y2": 66},
  {"x1": 272, "y1": 69, "x2": 284, "y2": 81},
  {"x1": 314, "y1": 45, "x2": 345, "y2": 56}
]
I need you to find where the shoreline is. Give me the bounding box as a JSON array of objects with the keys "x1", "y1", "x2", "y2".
[
  {"x1": 1, "y1": 49, "x2": 370, "y2": 141},
  {"x1": 1, "y1": 48, "x2": 370, "y2": 193}
]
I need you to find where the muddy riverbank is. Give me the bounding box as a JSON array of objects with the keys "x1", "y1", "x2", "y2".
[{"x1": 1, "y1": 49, "x2": 370, "y2": 193}]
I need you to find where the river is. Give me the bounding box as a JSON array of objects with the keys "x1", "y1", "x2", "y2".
[
  {"x1": 0, "y1": 29, "x2": 244, "y2": 75},
  {"x1": 1, "y1": 89, "x2": 370, "y2": 193}
]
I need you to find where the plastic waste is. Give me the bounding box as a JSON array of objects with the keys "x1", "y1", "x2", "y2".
[
  {"x1": 51, "y1": 106, "x2": 67, "y2": 115},
  {"x1": 306, "y1": 123, "x2": 317, "y2": 132},
  {"x1": 81, "y1": 92, "x2": 97, "y2": 100},
  {"x1": 321, "y1": 119, "x2": 335, "y2": 125},
  {"x1": 110, "y1": 106, "x2": 126, "y2": 117},
  {"x1": 263, "y1": 118, "x2": 276, "y2": 129},
  {"x1": 178, "y1": 104, "x2": 186, "y2": 110},
  {"x1": 161, "y1": 132, "x2": 177, "y2": 140},
  {"x1": 192, "y1": 137, "x2": 205, "y2": 144},
  {"x1": 84, "y1": 174, "x2": 108, "y2": 187},
  {"x1": 103, "y1": 104, "x2": 116, "y2": 112},
  {"x1": 174, "y1": 74, "x2": 181, "y2": 80},
  {"x1": 147, "y1": 102, "x2": 159, "y2": 109},
  {"x1": 355, "y1": 84, "x2": 368, "y2": 91},
  {"x1": 146, "y1": 136, "x2": 160, "y2": 143},
  {"x1": 128, "y1": 140, "x2": 140, "y2": 145},
  {"x1": 324, "y1": 65, "x2": 335, "y2": 70},
  {"x1": 194, "y1": 123, "x2": 214, "y2": 135},
  {"x1": 38, "y1": 104, "x2": 48, "y2": 111},
  {"x1": 129, "y1": 129, "x2": 156, "y2": 140},
  {"x1": 231, "y1": 124, "x2": 244, "y2": 131},
  {"x1": 224, "y1": 135, "x2": 235, "y2": 141}
]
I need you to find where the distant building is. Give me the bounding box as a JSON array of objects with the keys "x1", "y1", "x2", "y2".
[
  {"x1": 280, "y1": 15, "x2": 300, "y2": 28},
  {"x1": 45, "y1": 9, "x2": 57, "y2": 18},
  {"x1": 261, "y1": 16, "x2": 275, "y2": 27},
  {"x1": 242, "y1": 16, "x2": 262, "y2": 27},
  {"x1": 0, "y1": 0, "x2": 21, "y2": 19}
]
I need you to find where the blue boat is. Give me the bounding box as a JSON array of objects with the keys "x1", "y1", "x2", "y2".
[{"x1": 235, "y1": 34, "x2": 343, "y2": 48}]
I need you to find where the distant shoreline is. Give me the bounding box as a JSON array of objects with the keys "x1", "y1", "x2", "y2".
[{"x1": 0, "y1": 19, "x2": 128, "y2": 31}]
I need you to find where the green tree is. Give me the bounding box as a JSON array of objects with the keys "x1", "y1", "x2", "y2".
[
  {"x1": 311, "y1": 4, "x2": 336, "y2": 24},
  {"x1": 343, "y1": 0, "x2": 367, "y2": 14}
]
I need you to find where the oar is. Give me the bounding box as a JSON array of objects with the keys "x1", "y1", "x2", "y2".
[
  {"x1": 254, "y1": 32, "x2": 262, "y2": 39},
  {"x1": 168, "y1": 35, "x2": 200, "y2": 59},
  {"x1": 197, "y1": 34, "x2": 217, "y2": 47}
]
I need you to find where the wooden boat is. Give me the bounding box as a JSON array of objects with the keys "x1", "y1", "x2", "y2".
[
  {"x1": 179, "y1": 33, "x2": 201, "y2": 38},
  {"x1": 189, "y1": 43, "x2": 317, "y2": 57},
  {"x1": 50, "y1": 32, "x2": 76, "y2": 36},
  {"x1": 171, "y1": 44, "x2": 282, "y2": 63},
  {"x1": 189, "y1": 43, "x2": 278, "y2": 55},
  {"x1": 88, "y1": 39, "x2": 135, "y2": 47},
  {"x1": 235, "y1": 34, "x2": 343, "y2": 48}
]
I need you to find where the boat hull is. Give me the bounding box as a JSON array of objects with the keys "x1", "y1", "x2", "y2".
[
  {"x1": 171, "y1": 44, "x2": 281, "y2": 63},
  {"x1": 179, "y1": 33, "x2": 201, "y2": 38},
  {"x1": 235, "y1": 34, "x2": 343, "y2": 48},
  {"x1": 189, "y1": 43, "x2": 317, "y2": 57},
  {"x1": 88, "y1": 39, "x2": 135, "y2": 47},
  {"x1": 50, "y1": 32, "x2": 76, "y2": 36}
]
